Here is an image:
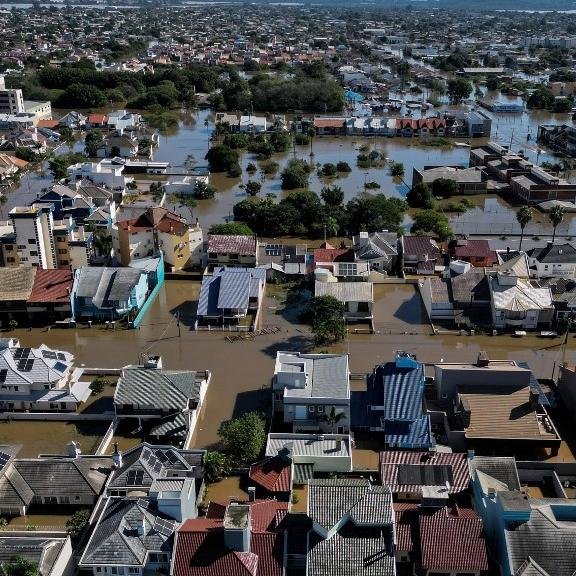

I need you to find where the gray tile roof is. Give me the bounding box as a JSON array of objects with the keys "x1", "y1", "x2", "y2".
[
  {"x1": 107, "y1": 444, "x2": 204, "y2": 490},
  {"x1": 75, "y1": 267, "x2": 145, "y2": 308},
  {"x1": 265, "y1": 434, "x2": 351, "y2": 458},
  {"x1": 468, "y1": 456, "x2": 521, "y2": 492},
  {"x1": 0, "y1": 536, "x2": 67, "y2": 576},
  {"x1": 505, "y1": 500, "x2": 576, "y2": 576},
  {"x1": 314, "y1": 281, "x2": 374, "y2": 303},
  {"x1": 115, "y1": 367, "x2": 201, "y2": 411},
  {"x1": 276, "y1": 352, "x2": 349, "y2": 400},
  {"x1": 307, "y1": 479, "x2": 392, "y2": 532},
  {"x1": 527, "y1": 243, "x2": 576, "y2": 264},
  {"x1": 80, "y1": 498, "x2": 174, "y2": 567},
  {"x1": 353, "y1": 232, "x2": 398, "y2": 262}
]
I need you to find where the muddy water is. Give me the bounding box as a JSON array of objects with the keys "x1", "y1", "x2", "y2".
[
  {"x1": 7, "y1": 281, "x2": 576, "y2": 450},
  {"x1": 204, "y1": 476, "x2": 248, "y2": 504},
  {"x1": 0, "y1": 420, "x2": 109, "y2": 458}
]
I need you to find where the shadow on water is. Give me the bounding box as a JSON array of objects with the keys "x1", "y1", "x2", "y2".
[
  {"x1": 170, "y1": 300, "x2": 198, "y2": 327},
  {"x1": 261, "y1": 334, "x2": 315, "y2": 358},
  {"x1": 232, "y1": 389, "x2": 270, "y2": 420},
  {"x1": 393, "y1": 292, "x2": 427, "y2": 325}
]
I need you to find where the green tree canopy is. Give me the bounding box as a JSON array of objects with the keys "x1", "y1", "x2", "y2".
[
  {"x1": 446, "y1": 78, "x2": 473, "y2": 103},
  {"x1": 205, "y1": 144, "x2": 239, "y2": 173},
  {"x1": 431, "y1": 178, "x2": 460, "y2": 198},
  {"x1": 407, "y1": 183, "x2": 435, "y2": 209},
  {"x1": 0, "y1": 556, "x2": 39, "y2": 576},
  {"x1": 307, "y1": 295, "x2": 347, "y2": 344},
  {"x1": 281, "y1": 159, "x2": 310, "y2": 190},
  {"x1": 209, "y1": 222, "x2": 254, "y2": 236},
  {"x1": 218, "y1": 412, "x2": 267, "y2": 464},
  {"x1": 411, "y1": 210, "x2": 453, "y2": 240}
]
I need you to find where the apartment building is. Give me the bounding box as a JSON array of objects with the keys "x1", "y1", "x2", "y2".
[
  {"x1": 0, "y1": 76, "x2": 25, "y2": 115},
  {"x1": 9, "y1": 204, "x2": 56, "y2": 269}
]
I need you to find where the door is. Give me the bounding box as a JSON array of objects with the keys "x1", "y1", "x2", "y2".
[{"x1": 295, "y1": 406, "x2": 307, "y2": 420}]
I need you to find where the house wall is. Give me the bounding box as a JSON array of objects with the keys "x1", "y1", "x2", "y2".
[
  {"x1": 528, "y1": 259, "x2": 575, "y2": 279},
  {"x1": 283, "y1": 400, "x2": 350, "y2": 433},
  {"x1": 558, "y1": 365, "x2": 576, "y2": 419},
  {"x1": 159, "y1": 229, "x2": 190, "y2": 271},
  {"x1": 50, "y1": 537, "x2": 74, "y2": 576}
]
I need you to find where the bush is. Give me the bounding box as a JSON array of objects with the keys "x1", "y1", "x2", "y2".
[
  {"x1": 262, "y1": 161, "x2": 279, "y2": 175},
  {"x1": 281, "y1": 159, "x2": 310, "y2": 190},
  {"x1": 245, "y1": 180, "x2": 262, "y2": 196},
  {"x1": 295, "y1": 133, "x2": 311, "y2": 145},
  {"x1": 227, "y1": 163, "x2": 242, "y2": 178},
  {"x1": 390, "y1": 162, "x2": 405, "y2": 177},
  {"x1": 336, "y1": 161, "x2": 352, "y2": 172},
  {"x1": 89, "y1": 377, "x2": 110, "y2": 396},
  {"x1": 204, "y1": 451, "x2": 231, "y2": 483},
  {"x1": 406, "y1": 183, "x2": 435, "y2": 209},
  {"x1": 365, "y1": 181, "x2": 381, "y2": 190},
  {"x1": 209, "y1": 222, "x2": 254, "y2": 236},
  {"x1": 205, "y1": 144, "x2": 239, "y2": 173},
  {"x1": 66, "y1": 509, "x2": 91, "y2": 540},
  {"x1": 321, "y1": 163, "x2": 337, "y2": 177}
]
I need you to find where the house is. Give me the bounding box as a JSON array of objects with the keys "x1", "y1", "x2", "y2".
[
  {"x1": 196, "y1": 266, "x2": 265, "y2": 330},
  {"x1": 452, "y1": 238, "x2": 498, "y2": 267},
  {"x1": 394, "y1": 503, "x2": 489, "y2": 576},
  {"x1": 352, "y1": 353, "x2": 433, "y2": 450},
  {"x1": 71, "y1": 266, "x2": 149, "y2": 322},
  {"x1": 449, "y1": 267, "x2": 491, "y2": 318},
  {"x1": 105, "y1": 443, "x2": 205, "y2": 502},
  {"x1": 313, "y1": 243, "x2": 365, "y2": 280},
  {"x1": 313, "y1": 117, "x2": 346, "y2": 136},
  {"x1": 0, "y1": 152, "x2": 26, "y2": 181},
  {"x1": 272, "y1": 352, "x2": 350, "y2": 434},
  {"x1": 306, "y1": 479, "x2": 395, "y2": 576},
  {"x1": 412, "y1": 166, "x2": 488, "y2": 195},
  {"x1": 249, "y1": 450, "x2": 292, "y2": 500},
  {"x1": 0, "y1": 341, "x2": 91, "y2": 412},
  {"x1": 114, "y1": 206, "x2": 199, "y2": 271},
  {"x1": 79, "y1": 497, "x2": 177, "y2": 576},
  {"x1": 58, "y1": 111, "x2": 86, "y2": 130},
  {"x1": 26, "y1": 269, "x2": 73, "y2": 323},
  {"x1": 265, "y1": 433, "x2": 352, "y2": 478},
  {"x1": 238, "y1": 115, "x2": 267, "y2": 133},
  {"x1": 114, "y1": 360, "x2": 210, "y2": 444},
  {"x1": 314, "y1": 281, "x2": 374, "y2": 322},
  {"x1": 489, "y1": 270, "x2": 554, "y2": 329},
  {"x1": 469, "y1": 455, "x2": 576, "y2": 576},
  {"x1": 419, "y1": 276, "x2": 453, "y2": 322},
  {"x1": 96, "y1": 134, "x2": 139, "y2": 159},
  {"x1": 0, "y1": 267, "x2": 37, "y2": 323},
  {"x1": 67, "y1": 159, "x2": 132, "y2": 193},
  {"x1": 172, "y1": 500, "x2": 285, "y2": 576},
  {"x1": 85, "y1": 114, "x2": 108, "y2": 129},
  {"x1": 205, "y1": 234, "x2": 258, "y2": 268},
  {"x1": 526, "y1": 242, "x2": 576, "y2": 279},
  {"x1": 257, "y1": 242, "x2": 308, "y2": 278},
  {"x1": 106, "y1": 110, "x2": 141, "y2": 132},
  {"x1": 352, "y1": 231, "x2": 398, "y2": 273},
  {"x1": 0, "y1": 535, "x2": 74, "y2": 576},
  {"x1": 0, "y1": 446, "x2": 111, "y2": 517},
  {"x1": 401, "y1": 236, "x2": 441, "y2": 275},
  {"x1": 380, "y1": 451, "x2": 470, "y2": 501}
]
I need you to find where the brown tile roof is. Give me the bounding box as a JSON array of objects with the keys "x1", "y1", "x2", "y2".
[
  {"x1": 117, "y1": 207, "x2": 188, "y2": 235},
  {"x1": 37, "y1": 120, "x2": 60, "y2": 129},
  {"x1": 87, "y1": 114, "x2": 108, "y2": 124},
  {"x1": 403, "y1": 236, "x2": 440, "y2": 260},
  {"x1": 28, "y1": 269, "x2": 73, "y2": 303},
  {"x1": 313, "y1": 118, "x2": 345, "y2": 128},
  {"x1": 249, "y1": 457, "x2": 292, "y2": 493},
  {"x1": 313, "y1": 248, "x2": 354, "y2": 263},
  {"x1": 454, "y1": 240, "x2": 498, "y2": 265},
  {"x1": 207, "y1": 234, "x2": 257, "y2": 256},
  {"x1": 459, "y1": 386, "x2": 558, "y2": 440},
  {"x1": 0, "y1": 267, "x2": 36, "y2": 301}
]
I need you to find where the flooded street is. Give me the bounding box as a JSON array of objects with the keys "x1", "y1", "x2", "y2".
[{"x1": 4, "y1": 281, "x2": 575, "y2": 451}]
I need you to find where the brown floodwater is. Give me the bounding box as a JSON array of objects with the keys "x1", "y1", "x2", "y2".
[
  {"x1": 0, "y1": 420, "x2": 109, "y2": 458},
  {"x1": 6, "y1": 281, "x2": 576, "y2": 450},
  {"x1": 204, "y1": 476, "x2": 248, "y2": 504}
]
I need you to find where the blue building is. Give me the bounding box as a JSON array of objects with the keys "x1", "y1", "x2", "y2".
[
  {"x1": 352, "y1": 352, "x2": 433, "y2": 449},
  {"x1": 71, "y1": 266, "x2": 149, "y2": 322},
  {"x1": 469, "y1": 454, "x2": 576, "y2": 576}
]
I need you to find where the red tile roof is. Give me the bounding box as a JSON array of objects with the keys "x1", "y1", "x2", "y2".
[
  {"x1": 206, "y1": 499, "x2": 288, "y2": 533},
  {"x1": 313, "y1": 248, "x2": 354, "y2": 263},
  {"x1": 37, "y1": 120, "x2": 60, "y2": 129},
  {"x1": 313, "y1": 118, "x2": 345, "y2": 128},
  {"x1": 249, "y1": 457, "x2": 292, "y2": 493},
  {"x1": 87, "y1": 114, "x2": 108, "y2": 124},
  {"x1": 173, "y1": 518, "x2": 283, "y2": 576},
  {"x1": 27, "y1": 269, "x2": 73, "y2": 303},
  {"x1": 393, "y1": 503, "x2": 418, "y2": 553},
  {"x1": 207, "y1": 234, "x2": 257, "y2": 256},
  {"x1": 117, "y1": 207, "x2": 188, "y2": 235},
  {"x1": 402, "y1": 236, "x2": 440, "y2": 260},
  {"x1": 454, "y1": 239, "x2": 498, "y2": 265},
  {"x1": 419, "y1": 507, "x2": 489, "y2": 572},
  {"x1": 379, "y1": 451, "x2": 470, "y2": 495}
]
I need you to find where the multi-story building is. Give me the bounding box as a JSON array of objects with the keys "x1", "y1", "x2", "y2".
[
  {"x1": 9, "y1": 204, "x2": 56, "y2": 269},
  {"x1": 0, "y1": 76, "x2": 25, "y2": 115}
]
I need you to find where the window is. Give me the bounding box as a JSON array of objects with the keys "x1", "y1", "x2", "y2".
[
  {"x1": 317, "y1": 405, "x2": 324, "y2": 413},
  {"x1": 30, "y1": 251, "x2": 37, "y2": 256},
  {"x1": 28, "y1": 239, "x2": 36, "y2": 244},
  {"x1": 111, "y1": 568, "x2": 118, "y2": 575},
  {"x1": 6, "y1": 258, "x2": 15, "y2": 263},
  {"x1": 17, "y1": 245, "x2": 26, "y2": 250},
  {"x1": 128, "y1": 569, "x2": 139, "y2": 574},
  {"x1": 58, "y1": 249, "x2": 67, "y2": 255},
  {"x1": 96, "y1": 569, "x2": 102, "y2": 573},
  {"x1": 5, "y1": 245, "x2": 13, "y2": 251},
  {"x1": 308, "y1": 405, "x2": 315, "y2": 413},
  {"x1": 20, "y1": 257, "x2": 28, "y2": 262},
  {"x1": 60, "y1": 496, "x2": 70, "y2": 504},
  {"x1": 43, "y1": 496, "x2": 57, "y2": 504},
  {"x1": 14, "y1": 386, "x2": 18, "y2": 392},
  {"x1": 230, "y1": 253, "x2": 239, "y2": 260}
]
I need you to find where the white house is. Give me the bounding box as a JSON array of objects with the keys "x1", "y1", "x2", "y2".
[
  {"x1": 239, "y1": 115, "x2": 267, "y2": 133},
  {"x1": 527, "y1": 242, "x2": 576, "y2": 279}
]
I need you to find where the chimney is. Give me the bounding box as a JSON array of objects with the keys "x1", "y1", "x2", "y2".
[
  {"x1": 248, "y1": 486, "x2": 256, "y2": 502},
  {"x1": 223, "y1": 504, "x2": 251, "y2": 553},
  {"x1": 112, "y1": 442, "x2": 123, "y2": 468},
  {"x1": 67, "y1": 440, "x2": 81, "y2": 458},
  {"x1": 507, "y1": 246, "x2": 510, "y2": 254},
  {"x1": 477, "y1": 351, "x2": 489, "y2": 367}
]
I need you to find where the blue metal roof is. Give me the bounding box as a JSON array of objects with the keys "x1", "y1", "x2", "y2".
[
  {"x1": 384, "y1": 416, "x2": 433, "y2": 450},
  {"x1": 377, "y1": 361, "x2": 425, "y2": 421},
  {"x1": 516, "y1": 361, "x2": 554, "y2": 408}
]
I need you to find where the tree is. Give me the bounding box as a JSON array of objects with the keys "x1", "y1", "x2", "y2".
[
  {"x1": 0, "y1": 194, "x2": 6, "y2": 219},
  {"x1": 527, "y1": 87, "x2": 555, "y2": 110},
  {"x1": 92, "y1": 228, "x2": 113, "y2": 262},
  {"x1": 345, "y1": 195, "x2": 407, "y2": 234},
  {"x1": 0, "y1": 556, "x2": 39, "y2": 576},
  {"x1": 321, "y1": 163, "x2": 337, "y2": 177},
  {"x1": 203, "y1": 451, "x2": 231, "y2": 484},
  {"x1": 245, "y1": 180, "x2": 262, "y2": 197},
  {"x1": 193, "y1": 180, "x2": 216, "y2": 200},
  {"x1": 307, "y1": 295, "x2": 347, "y2": 344},
  {"x1": 390, "y1": 162, "x2": 405, "y2": 177},
  {"x1": 209, "y1": 222, "x2": 254, "y2": 236},
  {"x1": 406, "y1": 183, "x2": 435, "y2": 209},
  {"x1": 336, "y1": 161, "x2": 352, "y2": 173},
  {"x1": 85, "y1": 130, "x2": 103, "y2": 157},
  {"x1": 554, "y1": 98, "x2": 572, "y2": 113},
  {"x1": 55, "y1": 83, "x2": 107, "y2": 108},
  {"x1": 549, "y1": 205, "x2": 565, "y2": 242},
  {"x1": 516, "y1": 206, "x2": 533, "y2": 250},
  {"x1": 205, "y1": 144, "x2": 239, "y2": 173},
  {"x1": 431, "y1": 178, "x2": 459, "y2": 198},
  {"x1": 280, "y1": 159, "x2": 310, "y2": 190},
  {"x1": 447, "y1": 78, "x2": 473, "y2": 103},
  {"x1": 15, "y1": 147, "x2": 36, "y2": 162},
  {"x1": 49, "y1": 152, "x2": 87, "y2": 180},
  {"x1": 321, "y1": 185, "x2": 344, "y2": 207},
  {"x1": 411, "y1": 210, "x2": 453, "y2": 240},
  {"x1": 218, "y1": 412, "x2": 266, "y2": 464},
  {"x1": 66, "y1": 509, "x2": 90, "y2": 541},
  {"x1": 318, "y1": 406, "x2": 346, "y2": 433}
]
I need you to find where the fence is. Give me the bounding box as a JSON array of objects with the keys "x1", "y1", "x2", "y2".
[
  {"x1": 95, "y1": 419, "x2": 117, "y2": 455},
  {"x1": 0, "y1": 411, "x2": 114, "y2": 422},
  {"x1": 129, "y1": 276, "x2": 165, "y2": 329}
]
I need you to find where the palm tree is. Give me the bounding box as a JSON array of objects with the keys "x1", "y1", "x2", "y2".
[
  {"x1": 0, "y1": 194, "x2": 7, "y2": 220},
  {"x1": 549, "y1": 205, "x2": 565, "y2": 243},
  {"x1": 318, "y1": 406, "x2": 346, "y2": 434},
  {"x1": 516, "y1": 205, "x2": 533, "y2": 251}
]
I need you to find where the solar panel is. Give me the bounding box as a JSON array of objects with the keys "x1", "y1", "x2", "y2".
[
  {"x1": 57, "y1": 353, "x2": 66, "y2": 361},
  {"x1": 148, "y1": 456, "x2": 157, "y2": 468},
  {"x1": 126, "y1": 469, "x2": 145, "y2": 486},
  {"x1": 42, "y1": 350, "x2": 57, "y2": 360},
  {"x1": 156, "y1": 451, "x2": 168, "y2": 463},
  {"x1": 17, "y1": 359, "x2": 34, "y2": 372},
  {"x1": 142, "y1": 448, "x2": 151, "y2": 461},
  {"x1": 137, "y1": 498, "x2": 150, "y2": 510},
  {"x1": 0, "y1": 369, "x2": 7, "y2": 383},
  {"x1": 166, "y1": 451, "x2": 178, "y2": 465},
  {"x1": 53, "y1": 361, "x2": 67, "y2": 373},
  {"x1": 153, "y1": 518, "x2": 174, "y2": 537},
  {"x1": 153, "y1": 462, "x2": 162, "y2": 473},
  {"x1": 0, "y1": 451, "x2": 9, "y2": 468}
]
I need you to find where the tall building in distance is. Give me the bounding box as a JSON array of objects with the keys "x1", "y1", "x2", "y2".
[
  {"x1": 9, "y1": 204, "x2": 57, "y2": 269},
  {"x1": 0, "y1": 75, "x2": 25, "y2": 114}
]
